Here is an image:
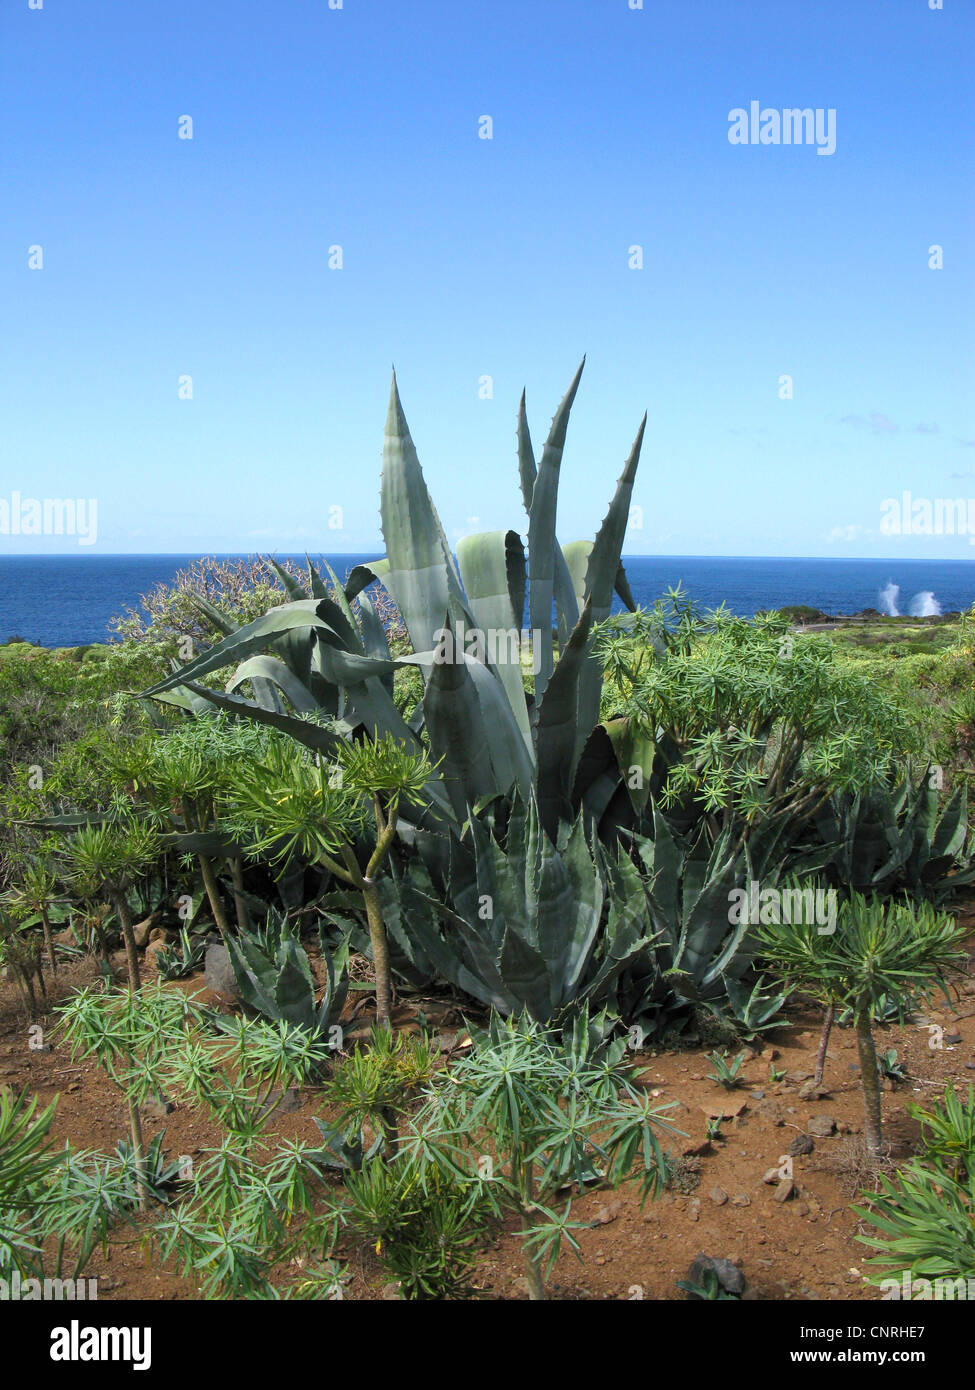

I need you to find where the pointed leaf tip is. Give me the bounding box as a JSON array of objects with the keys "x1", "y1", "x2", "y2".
[{"x1": 385, "y1": 370, "x2": 408, "y2": 438}]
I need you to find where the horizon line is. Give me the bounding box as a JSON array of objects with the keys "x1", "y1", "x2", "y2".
[{"x1": 0, "y1": 551, "x2": 972, "y2": 565}]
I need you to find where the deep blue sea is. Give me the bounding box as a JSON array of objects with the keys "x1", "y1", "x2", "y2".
[{"x1": 1, "y1": 554, "x2": 973, "y2": 648}]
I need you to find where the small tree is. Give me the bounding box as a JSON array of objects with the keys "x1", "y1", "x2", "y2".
[
  {"x1": 594, "y1": 595, "x2": 922, "y2": 851},
  {"x1": 758, "y1": 892, "x2": 966, "y2": 1154},
  {"x1": 403, "y1": 1011, "x2": 677, "y2": 1300},
  {"x1": 57, "y1": 984, "x2": 179, "y2": 1208},
  {"x1": 0, "y1": 907, "x2": 46, "y2": 1017},
  {"x1": 231, "y1": 732, "x2": 433, "y2": 1027},
  {"x1": 58, "y1": 982, "x2": 332, "y2": 1252},
  {"x1": 62, "y1": 821, "x2": 160, "y2": 992},
  {"x1": 7, "y1": 857, "x2": 61, "y2": 977},
  {"x1": 134, "y1": 719, "x2": 268, "y2": 938}
]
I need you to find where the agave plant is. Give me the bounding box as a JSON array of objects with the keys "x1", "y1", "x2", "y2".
[
  {"x1": 154, "y1": 924, "x2": 207, "y2": 981},
  {"x1": 344, "y1": 794, "x2": 792, "y2": 1036},
  {"x1": 223, "y1": 913, "x2": 348, "y2": 1042},
  {"x1": 376, "y1": 798, "x2": 656, "y2": 1024},
  {"x1": 619, "y1": 806, "x2": 791, "y2": 1040},
  {"x1": 140, "y1": 364, "x2": 647, "y2": 844},
  {"x1": 814, "y1": 774, "x2": 975, "y2": 904}
]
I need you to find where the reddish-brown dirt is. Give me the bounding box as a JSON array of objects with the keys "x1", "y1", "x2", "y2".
[{"x1": 4, "y1": 898, "x2": 975, "y2": 1302}]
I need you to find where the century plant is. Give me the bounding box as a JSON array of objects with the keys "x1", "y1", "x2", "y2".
[
  {"x1": 757, "y1": 892, "x2": 966, "y2": 1155},
  {"x1": 705, "y1": 1049, "x2": 747, "y2": 1089},
  {"x1": 814, "y1": 774, "x2": 975, "y2": 904},
  {"x1": 620, "y1": 806, "x2": 793, "y2": 1041},
  {"x1": 384, "y1": 797, "x2": 657, "y2": 1025},
  {"x1": 370, "y1": 793, "x2": 792, "y2": 1036},
  {"x1": 223, "y1": 911, "x2": 349, "y2": 1044},
  {"x1": 153, "y1": 923, "x2": 207, "y2": 980},
  {"x1": 141, "y1": 364, "x2": 649, "y2": 844}
]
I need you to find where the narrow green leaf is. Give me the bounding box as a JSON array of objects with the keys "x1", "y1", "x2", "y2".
[{"x1": 527, "y1": 360, "x2": 585, "y2": 700}]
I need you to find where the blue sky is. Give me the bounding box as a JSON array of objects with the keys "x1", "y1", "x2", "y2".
[{"x1": 2, "y1": 0, "x2": 973, "y2": 558}]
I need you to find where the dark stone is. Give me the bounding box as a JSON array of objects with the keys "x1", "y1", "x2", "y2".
[
  {"x1": 143, "y1": 1096, "x2": 175, "y2": 1120},
  {"x1": 257, "y1": 1087, "x2": 302, "y2": 1120},
  {"x1": 204, "y1": 941, "x2": 240, "y2": 1000},
  {"x1": 787, "y1": 1133, "x2": 815, "y2": 1156},
  {"x1": 687, "y1": 1253, "x2": 746, "y2": 1298}
]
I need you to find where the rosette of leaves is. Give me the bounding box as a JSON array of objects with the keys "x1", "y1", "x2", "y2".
[
  {"x1": 142, "y1": 364, "x2": 650, "y2": 846},
  {"x1": 223, "y1": 912, "x2": 348, "y2": 1042},
  {"x1": 378, "y1": 796, "x2": 657, "y2": 1024}
]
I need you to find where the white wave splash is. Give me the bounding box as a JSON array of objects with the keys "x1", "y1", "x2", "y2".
[
  {"x1": 878, "y1": 582, "x2": 900, "y2": 616},
  {"x1": 909, "y1": 590, "x2": 942, "y2": 617}
]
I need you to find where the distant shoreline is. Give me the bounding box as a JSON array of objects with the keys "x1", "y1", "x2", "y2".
[
  {"x1": 4, "y1": 554, "x2": 971, "y2": 647},
  {"x1": 1, "y1": 608, "x2": 962, "y2": 657}
]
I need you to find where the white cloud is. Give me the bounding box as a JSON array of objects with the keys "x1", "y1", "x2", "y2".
[{"x1": 826, "y1": 523, "x2": 865, "y2": 542}]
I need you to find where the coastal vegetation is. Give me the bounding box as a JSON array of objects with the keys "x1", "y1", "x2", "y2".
[{"x1": 2, "y1": 368, "x2": 975, "y2": 1300}]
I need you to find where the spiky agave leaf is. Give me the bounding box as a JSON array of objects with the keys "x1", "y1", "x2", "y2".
[
  {"x1": 527, "y1": 360, "x2": 585, "y2": 700},
  {"x1": 455, "y1": 529, "x2": 532, "y2": 754},
  {"x1": 380, "y1": 371, "x2": 473, "y2": 663}
]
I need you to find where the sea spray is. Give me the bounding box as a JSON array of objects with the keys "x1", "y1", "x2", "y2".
[{"x1": 909, "y1": 591, "x2": 942, "y2": 617}]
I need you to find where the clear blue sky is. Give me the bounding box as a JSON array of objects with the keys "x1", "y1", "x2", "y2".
[{"x1": 2, "y1": 0, "x2": 973, "y2": 557}]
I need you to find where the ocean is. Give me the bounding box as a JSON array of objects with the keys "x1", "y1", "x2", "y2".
[{"x1": 1, "y1": 554, "x2": 973, "y2": 648}]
